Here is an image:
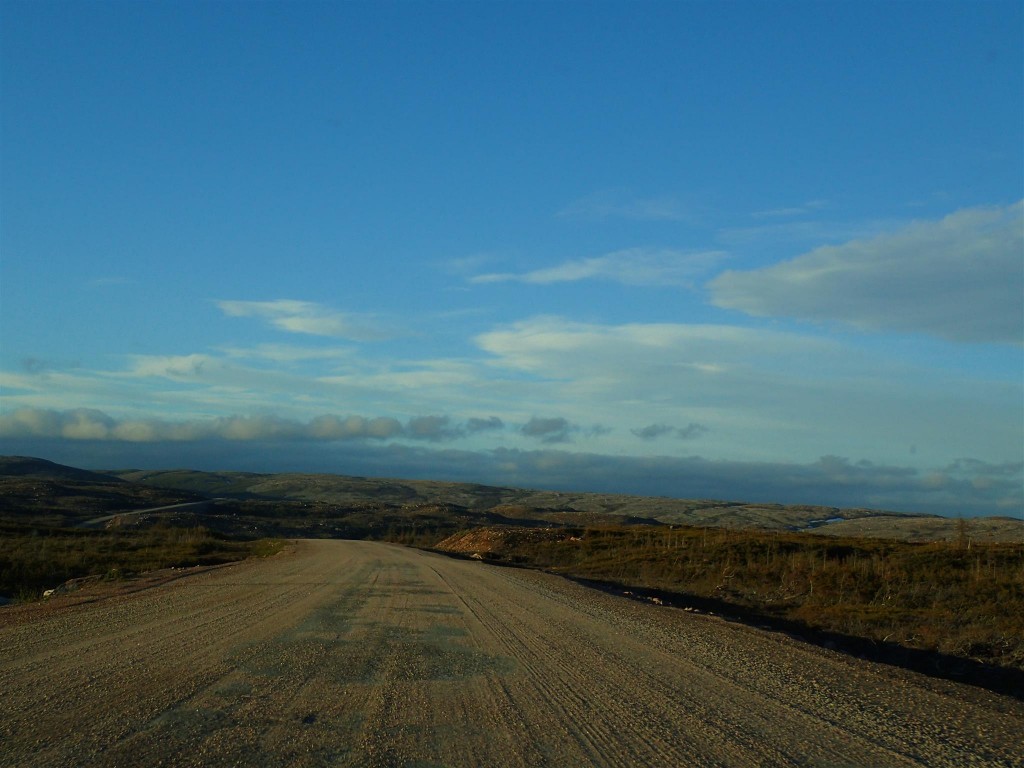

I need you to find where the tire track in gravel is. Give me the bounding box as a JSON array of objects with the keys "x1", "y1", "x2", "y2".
[
  {"x1": 2, "y1": 540, "x2": 1021, "y2": 768},
  {"x1": 484, "y1": 564, "x2": 1022, "y2": 765},
  {"x1": 427, "y1": 562, "x2": 676, "y2": 767},
  {"x1": 435, "y1": 560, "x2": 875, "y2": 767}
]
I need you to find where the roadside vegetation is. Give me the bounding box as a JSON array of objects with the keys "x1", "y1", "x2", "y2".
[
  {"x1": 0, "y1": 522, "x2": 284, "y2": 601},
  {"x1": 434, "y1": 525, "x2": 1024, "y2": 672},
  {"x1": 4, "y1": 457, "x2": 1021, "y2": 687}
]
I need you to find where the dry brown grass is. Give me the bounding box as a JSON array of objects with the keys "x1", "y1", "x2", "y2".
[
  {"x1": 436, "y1": 525, "x2": 1024, "y2": 671},
  {"x1": 0, "y1": 522, "x2": 283, "y2": 601}
]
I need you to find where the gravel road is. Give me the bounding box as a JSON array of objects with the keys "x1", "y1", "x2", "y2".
[{"x1": 2, "y1": 540, "x2": 1021, "y2": 767}]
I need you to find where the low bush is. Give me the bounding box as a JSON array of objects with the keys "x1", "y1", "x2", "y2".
[
  {"x1": 453, "y1": 525, "x2": 1024, "y2": 671},
  {"x1": 0, "y1": 523, "x2": 284, "y2": 600}
]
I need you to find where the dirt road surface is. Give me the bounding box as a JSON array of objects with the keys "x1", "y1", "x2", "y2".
[{"x1": 2, "y1": 540, "x2": 1021, "y2": 767}]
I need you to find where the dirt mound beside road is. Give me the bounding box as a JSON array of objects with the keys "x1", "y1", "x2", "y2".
[{"x1": 435, "y1": 527, "x2": 573, "y2": 558}]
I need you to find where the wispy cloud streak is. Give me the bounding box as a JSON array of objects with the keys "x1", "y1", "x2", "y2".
[
  {"x1": 217, "y1": 299, "x2": 389, "y2": 341},
  {"x1": 471, "y1": 249, "x2": 724, "y2": 287}
]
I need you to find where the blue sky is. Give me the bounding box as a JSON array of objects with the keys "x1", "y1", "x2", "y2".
[{"x1": 2, "y1": 1, "x2": 1022, "y2": 516}]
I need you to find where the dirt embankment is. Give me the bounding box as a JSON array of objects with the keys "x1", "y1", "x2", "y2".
[{"x1": 435, "y1": 526, "x2": 575, "y2": 557}]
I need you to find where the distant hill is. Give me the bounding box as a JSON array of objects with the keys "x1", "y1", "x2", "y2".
[
  {"x1": 0, "y1": 456, "x2": 124, "y2": 484},
  {"x1": 3, "y1": 457, "x2": 1020, "y2": 542},
  {"x1": 107, "y1": 465, "x2": 928, "y2": 534},
  {"x1": 0, "y1": 457, "x2": 205, "y2": 527}
]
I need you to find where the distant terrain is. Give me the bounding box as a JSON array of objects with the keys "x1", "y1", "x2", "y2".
[
  {"x1": 1, "y1": 455, "x2": 1010, "y2": 542},
  {"x1": 1, "y1": 455, "x2": 1022, "y2": 691},
  {"x1": 109, "y1": 464, "x2": 1024, "y2": 543}
]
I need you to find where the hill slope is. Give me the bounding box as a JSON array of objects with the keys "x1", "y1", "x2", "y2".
[
  {"x1": 109, "y1": 466, "x2": 924, "y2": 534},
  {"x1": 0, "y1": 457, "x2": 205, "y2": 527},
  {"x1": 3, "y1": 457, "x2": 1020, "y2": 541}
]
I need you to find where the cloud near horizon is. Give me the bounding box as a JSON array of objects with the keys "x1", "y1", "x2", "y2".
[
  {"x1": 474, "y1": 317, "x2": 846, "y2": 398},
  {"x1": 521, "y1": 416, "x2": 577, "y2": 443},
  {"x1": 474, "y1": 315, "x2": 1022, "y2": 468},
  {"x1": 710, "y1": 201, "x2": 1024, "y2": 343},
  {"x1": 0, "y1": 407, "x2": 508, "y2": 444},
  {"x1": 632, "y1": 422, "x2": 709, "y2": 440},
  {"x1": 471, "y1": 248, "x2": 724, "y2": 287}
]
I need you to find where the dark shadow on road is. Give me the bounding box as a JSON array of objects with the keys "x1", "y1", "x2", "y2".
[{"x1": 563, "y1": 575, "x2": 1024, "y2": 702}]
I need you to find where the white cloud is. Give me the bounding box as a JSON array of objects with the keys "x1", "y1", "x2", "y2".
[
  {"x1": 471, "y1": 248, "x2": 724, "y2": 287},
  {"x1": 308, "y1": 414, "x2": 403, "y2": 440},
  {"x1": 127, "y1": 354, "x2": 216, "y2": 380},
  {"x1": 0, "y1": 408, "x2": 116, "y2": 441},
  {"x1": 711, "y1": 202, "x2": 1024, "y2": 343},
  {"x1": 476, "y1": 317, "x2": 839, "y2": 379},
  {"x1": 0, "y1": 407, "x2": 483, "y2": 444},
  {"x1": 4, "y1": 308, "x2": 1018, "y2": 477},
  {"x1": 217, "y1": 299, "x2": 388, "y2": 341},
  {"x1": 319, "y1": 360, "x2": 483, "y2": 394},
  {"x1": 1, "y1": 371, "x2": 45, "y2": 391},
  {"x1": 117, "y1": 353, "x2": 368, "y2": 411},
  {"x1": 2, "y1": 348, "x2": 506, "y2": 435},
  {"x1": 474, "y1": 316, "x2": 1022, "y2": 467},
  {"x1": 220, "y1": 344, "x2": 352, "y2": 363}
]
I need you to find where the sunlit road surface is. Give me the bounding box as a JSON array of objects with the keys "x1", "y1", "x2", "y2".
[{"x1": 2, "y1": 540, "x2": 1021, "y2": 767}]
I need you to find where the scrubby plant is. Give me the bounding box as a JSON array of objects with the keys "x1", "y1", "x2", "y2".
[
  {"x1": 445, "y1": 525, "x2": 1024, "y2": 671},
  {"x1": 0, "y1": 522, "x2": 283, "y2": 600}
]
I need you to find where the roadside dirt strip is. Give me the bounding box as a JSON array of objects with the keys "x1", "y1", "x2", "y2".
[{"x1": 2, "y1": 540, "x2": 1022, "y2": 768}]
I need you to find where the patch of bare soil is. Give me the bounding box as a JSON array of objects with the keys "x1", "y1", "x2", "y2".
[{"x1": 434, "y1": 526, "x2": 571, "y2": 557}]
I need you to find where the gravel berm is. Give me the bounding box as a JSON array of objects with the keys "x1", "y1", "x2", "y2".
[{"x1": 1, "y1": 539, "x2": 1021, "y2": 767}]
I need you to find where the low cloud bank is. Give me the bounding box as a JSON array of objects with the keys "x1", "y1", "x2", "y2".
[
  {"x1": 632, "y1": 423, "x2": 709, "y2": 440},
  {"x1": 0, "y1": 407, "x2": 502, "y2": 444},
  {"x1": 521, "y1": 417, "x2": 576, "y2": 443}
]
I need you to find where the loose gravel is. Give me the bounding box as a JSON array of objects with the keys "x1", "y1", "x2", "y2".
[{"x1": 1, "y1": 540, "x2": 1021, "y2": 767}]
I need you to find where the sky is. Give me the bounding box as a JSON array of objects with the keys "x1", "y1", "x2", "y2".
[{"x1": 1, "y1": 1, "x2": 1022, "y2": 517}]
